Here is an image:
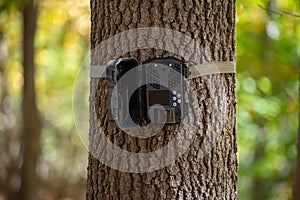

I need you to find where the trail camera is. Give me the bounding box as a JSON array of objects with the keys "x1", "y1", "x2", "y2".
[{"x1": 106, "y1": 57, "x2": 188, "y2": 127}]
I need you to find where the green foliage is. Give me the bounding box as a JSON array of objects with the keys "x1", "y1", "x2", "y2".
[
  {"x1": 237, "y1": 0, "x2": 299, "y2": 199},
  {"x1": 34, "y1": 0, "x2": 90, "y2": 180}
]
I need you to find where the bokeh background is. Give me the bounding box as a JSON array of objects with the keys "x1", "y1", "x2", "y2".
[{"x1": 0, "y1": 0, "x2": 299, "y2": 199}]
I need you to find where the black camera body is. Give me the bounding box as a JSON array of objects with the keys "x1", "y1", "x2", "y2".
[{"x1": 106, "y1": 57, "x2": 188, "y2": 127}]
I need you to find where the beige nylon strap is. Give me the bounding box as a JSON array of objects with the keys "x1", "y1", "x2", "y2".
[
  {"x1": 187, "y1": 61, "x2": 236, "y2": 79},
  {"x1": 90, "y1": 61, "x2": 236, "y2": 78},
  {"x1": 90, "y1": 65, "x2": 106, "y2": 78}
]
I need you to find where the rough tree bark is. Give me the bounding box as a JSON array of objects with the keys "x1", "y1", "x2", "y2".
[
  {"x1": 87, "y1": 0, "x2": 237, "y2": 199},
  {"x1": 19, "y1": 0, "x2": 41, "y2": 199},
  {"x1": 293, "y1": 68, "x2": 300, "y2": 199},
  {"x1": 294, "y1": 126, "x2": 300, "y2": 199}
]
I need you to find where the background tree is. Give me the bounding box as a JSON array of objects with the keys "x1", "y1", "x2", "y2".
[
  {"x1": 87, "y1": 0, "x2": 237, "y2": 199},
  {"x1": 19, "y1": 0, "x2": 41, "y2": 199},
  {"x1": 0, "y1": 0, "x2": 89, "y2": 198}
]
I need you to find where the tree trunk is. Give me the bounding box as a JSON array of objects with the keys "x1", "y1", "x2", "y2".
[
  {"x1": 294, "y1": 126, "x2": 300, "y2": 200},
  {"x1": 293, "y1": 64, "x2": 300, "y2": 200},
  {"x1": 87, "y1": 0, "x2": 237, "y2": 199},
  {"x1": 19, "y1": 1, "x2": 41, "y2": 199}
]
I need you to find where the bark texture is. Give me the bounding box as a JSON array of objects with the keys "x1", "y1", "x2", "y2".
[
  {"x1": 87, "y1": 0, "x2": 237, "y2": 199},
  {"x1": 19, "y1": 1, "x2": 41, "y2": 200},
  {"x1": 294, "y1": 127, "x2": 300, "y2": 200},
  {"x1": 293, "y1": 69, "x2": 300, "y2": 200}
]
